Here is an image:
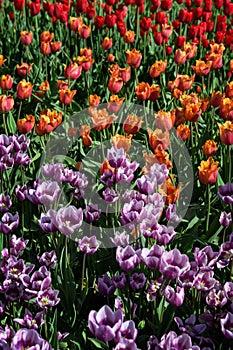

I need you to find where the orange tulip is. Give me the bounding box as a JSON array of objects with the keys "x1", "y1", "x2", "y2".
[
  {"x1": 89, "y1": 94, "x2": 101, "y2": 107},
  {"x1": 209, "y1": 43, "x2": 225, "y2": 55},
  {"x1": 198, "y1": 157, "x2": 219, "y2": 185},
  {"x1": 143, "y1": 148, "x2": 172, "y2": 172},
  {"x1": 17, "y1": 114, "x2": 35, "y2": 133},
  {"x1": 59, "y1": 88, "x2": 77, "y2": 105},
  {"x1": 124, "y1": 30, "x2": 136, "y2": 44},
  {"x1": 16, "y1": 62, "x2": 33, "y2": 77},
  {"x1": 118, "y1": 67, "x2": 131, "y2": 83},
  {"x1": 184, "y1": 42, "x2": 197, "y2": 59},
  {"x1": 68, "y1": 127, "x2": 78, "y2": 137},
  {"x1": 0, "y1": 55, "x2": 6, "y2": 67},
  {"x1": 80, "y1": 47, "x2": 92, "y2": 57},
  {"x1": 123, "y1": 114, "x2": 142, "y2": 135},
  {"x1": 155, "y1": 110, "x2": 175, "y2": 131},
  {"x1": 0, "y1": 75, "x2": 13, "y2": 90},
  {"x1": 149, "y1": 60, "x2": 167, "y2": 78},
  {"x1": 174, "y1": 49, "x2": 187, "y2": 65},
  {"x1": 148, "y1": 128, "x2": 170, "y2": 151},
  {"x1": 205, "y1": 53, "x2": 223, "y2": 70},
  {"x1": 78, "y1": 24, "x2": 91, "y2": 39},
  {"x1": 111, "y1": 134, "x2": 132, "y2": 152},
  {"x1": 192, "y1": 60, "x2": 212, "y2": 76},
  {"x1": 210, "y1": 91, "x2": 222, "y2": 108},
  {"x1": 225, "y1": 82, "x2": 233, "y2": 99},
  {"x1": 0, "y1": 95, "x2": 14, "y2": 112},
  {"x1": 40, "y1": 31, "x2": 54, "y2": 43},
  {"x1": 100, "y1": 158, "x2": 114, "y2": 175},
  {"x1": 108, "y1": 74, "x2": 123, "y2": 94},
  {"x1": 135, "y1": 82, "x2": 151, "y2": 100},
  {"x1": 108, "y1": 54, "x2": 115, "y2": 63},
  {"x1": 36, "y1": 109, "x2": 62, "y2": 136},
  {"x1": 218, "y1": 121, "x2": 233, "y2": 145},
  {"x1": 51, "y1": 41, "x2": 62, "y2": 53},
  {"x1": 20, "y1": 31, "x2": 33, "y2": 45},
  {"x1": 219, "y1": 97, "x2": 233, "y2": 121},
  {"x1": 64, "y1": 62, "x2": 82, "y2": 80},
  {"x1": 40, "y1": 42, "x2": 51, "y2": 55},
  {"x1": 70, "y1": 16, "x2": 83, "y2": 32},
  {"x1": 90, "y1": 108, "x2": 117, "y2": 130},
  {"x1": 149, "y1": 84, "x2": 161, "y2": 101},
  {"x1": 16, "y1": 80, "x2": 33, "y2": 99},
  {"x1": 101, "y1": 37, "x2": 113, "y2": 50},
  {"x1": 161, "y1": 24, "x2": 173, "y2": 38},
  {"x1": 126, "y1": 48, "x2": 142, "y2": 69},
  {"x1": 202, "y1": 140, "x2": 218, "y2": 157},
  {"x1": 176, "y1": 124, "x2": 190, "y2": 140},
  {"x1": 107, "y1": 95, "x2": 124, "y2": 113},
  {"x1": 160, "y1": 178, "x2": 181, "y2": 205},
  {"x1": 77, "y1": 55, "x2": 93, "y2": 71},
  {"x1": 39, "y1": 81, "x2": 50, "y2": 92},
  {"x1": 80, "y1": 124, "x2": 92, "y2": 147},
  {"x1": 57, "y1": 80, "x2": 69, "y2": 91}
]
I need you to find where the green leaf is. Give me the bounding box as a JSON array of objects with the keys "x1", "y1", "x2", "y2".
[
  {"x1": 7, "y1": 112, "x2": 17, "y2": 134},
  {"x1": 88, "y1": 338, "x2": 108, "y2": 349}
]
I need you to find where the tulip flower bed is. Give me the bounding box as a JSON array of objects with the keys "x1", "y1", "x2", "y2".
[{"x1": 1, "y1": 0, "x2": 233, "y2": 348}]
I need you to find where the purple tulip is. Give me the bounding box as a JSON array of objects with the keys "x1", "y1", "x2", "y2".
[
  {"x1": 115, "y1": 320, "x2": 138, "y2": 346},
  {"x1": 98, "y1": 274, "x2": 116, "y2": 297},
  {"x1": 141, "y1": 245, "x2": 165, "y2": 270},
  {"x1": 130, "y1": 272, "x2": 146, "y2": 291},
  {"x1": 11, "y1": 328, "x2": 53, "y2": 349},
  {"x1": 120, "y1": 199, "x2": 144, "y2": 227},
  {"x1": 38, "y1": 210, "x2": 57, "y2": 233},
  {"x1": 115, "y1": 160, "x2": 138, "y2": 184},
  {"x1": 146, "y1": 278, "x2": 163, "y2": 302},
  {"x1": 206, "y1": 286, "x2": 227, "y2": 307},
  {"x1": 37, "y1": 251, "x2": 57, "y2": 269},
  {"x1": 9, "y1": 235, "x2": 28, "y2": 257},
  {"x1": 220, "y1": 312, "x2": 233, "y2": 339},
  {"x1": 158, "y1": 331, "x2": 200, "y2": 350},
  {"x1": 88, "y1": 305, "x2": 123, "y2": 342},
  {"x1": 110, "y1": 231, "x2": 130, "y2": 247},
  {"x1": 0, "y1": 194, "x2": 12, "y2": 213},
  {"x1": 218, "y1": 182, "x2": 233, "y2": 204},
  {"x1": 107, "y1": 147, "x2": 126, "y2": 168},
  {"x1": 163, "y1": 285, "x2": 185, "y2": 306},
  {"x1": 137, "y1": 175, "x2": 157, "y2": 195},
  {"x1": 36, "y1": 288, "x2": 60, "y2": 309},
  {"x1": 174, "y1": 314, "x2": 207, "y2": 337},
  {"x1": 217, "y1": 240, "x2": 233, "y2": 268},
  {"x1": 122, "y1": 189, "x2": 147, "y2": 204},
  {"x1": 13, "y1": 309, "x2": 44, "y2": 329},
  {"x1": 116, "y1": 246, "x2": 141, "y2": 271},
  {"x1": 12, "y1": 134, "x2": 30, "y2": 152},
  {"x1": 193, "y1": 270, "x2": 217, "y2": 292},
  {"x1": 194, "y1": 246, "x2": 219, "y2": 268},
  {"x1": 166, "y1": 204, "x2": 181, "y2": 223},
  {"x1": 85, "y1": 203, "x2": 101, "y2": 223},
  {"x1": 0, "y1": 213, "x2": 19, "y2": 235},
  {"x1": 223, "y1": 282, "x2": 233, "y2": 302},
  {"x1": 149, "y1": 162, "x2": 169, "y2": 185},
  {"x1": 55, "y1": 206, "x2": 83, "y2": 236},
  {"x1": 147, "y1": 335, "x2": 159, "y2": 350},
  {"x1": 102, "y1": 187, "x2": 119, "y2": 203},
  {"x1": 78, "y1": 236, "x2": 99, "y2": 255},
  {"x1": 159, "y1": 248, "x2": 190, "y2": 280},
  {"x1": 219, "y1": 211, "x2": 232, "y2": 227},
  {"x1": 41, "y1": 163, "x2": 56, "y2": 179},
  {"x1": 0, "y1": 135, "x2": 14, "y2": 155},
  {"x1": 153, "y1": 224, "x2": 176, "y2": 245},
  {"x1": 101, "y1": 170, "x2": 115, "y2": 186},
  {"x1": 13, "y1": 151, "x2": 30, "y2": 166},
  {"x1": 112, "y1": 273, "x2": 127, "y2": 289},
  {"x1": 0, "y1": 154, "x2": 14, "y2": 170},
  {"x1": 35, "y1": 181, "x2": 60, "y2": 205},
  {"x1": 15, "y1": 184, "x2": 28, "y2": 202}
]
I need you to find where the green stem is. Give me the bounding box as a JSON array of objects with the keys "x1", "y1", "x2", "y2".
[
  {"x1": 17, "y1": 101, "x2": 22, "y2": 121},
  {"x1": 228, "y1": 145, "x2": 231, "y2": 183},
  {"x1": 206, "y1": 184, "x2": 210, "y2": 233},
  {"x1": 81, "y1": 253, "x2": 86, "y2": 291},
  {"x1": 2, "y1": 113, "x2": 8, "y2": 135}
]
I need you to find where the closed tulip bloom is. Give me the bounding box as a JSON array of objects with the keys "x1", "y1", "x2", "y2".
[
  {"x1": 107, "y1": 95, "x2": 124, "y2": 113},
  {"x1": 160, "y1": 178, "x2": 181, "y2": 204},
  {"x1": 107, "y1": 54, "x2": 115, "y2": 62},
  {"x1": 16, "y1": 62, "x2": 33, "y2": 77},
  {"x1": 176, "y1": 124, "x2": 190, "y2": 140},
  {"x1": 135, "y1": 82, "x2": 151, "y2": 100},
  {"x1": 70, "y1": 16, "x2": 83, "y2": 31},
  {"x1": 16, "y1": 80, "x2": 33, "y2": 99},
  {"x1": 80, "y1": 47, "x2": 92, "y2": 57},
  {"x1": 101, "y1": 37, "x2": 113, "y2": 50},
  {"x1": 118, "y1": 67, "x2": 131, "y2": 83},
  {"x1": 149, "y1": 60, "x2": 167, "y2": 78},
  {"x1": 123, "y1": 114, "x2": 142, "y2": 134},
  {"x1": 174, "y1": 49, "x2": 187, "y2": 65},
  {"x1": 155, "y1": 110, "x2": 175, "y2": 130},
  {"x1": 77, "y1": 55, "x2": 93, "y2": 71},
  {"x1": 202, "y1": 140, "x2": 218, "y2": 156},
  {"x1": 211, "y1": 91, "x2": 222, "y2": 107},
  {"x1": 218, "y1": 121, "x2": 233, "y2": 145},
  {"x1": 59, "y1": 88, "x2": 77, "y2": 104},
  {"x1": 89, "y1": 94, "x2": 101, "y2": 107},
  {"x1": 184, "y1": 42, "x2": 197, "y2": 59},
  {"x1": 56, "y1": 80, "x2": 69, "y2": 91},
  {"x1": 40, "y1": 31, "x2": 54, "y2": 43},
  {"x1": 148, "y1": 128, "x2": 170, "y2": 151},
  {"x1": 78, "y1": 24, "x2": 91, "y2": 39},
  {"x1": 40, "y1": 42, "x2": 51, "y2": 55},
  {"x1": 64, "y1": 62, "x2": 82, "y2": 80},
  {"x1": 0, "y1": 75, "x2": 13, "y2": 90},
  {"x1": 108, "y1": 74, "x2": 123, "y2": 94},
  {"x1": 220, "y1": 98, "x2": 233, "y2": 121},
  {"x1": 198, "y1": 157, "x2": 219, "y2": 185},
  {"x1": 51, "y1": 41, "x2": 62, "y2": 53},
  {"x1": 161, "y1": 24, "x2": 173, "y2": 38},
  {"x1": 124, "y1": 30, "x2": 136, "y2": 43},
  {"x1": 39, "y1": 81, "x2": 50, "y2": 92},
  {"x1": 17, "y1": 115, "x2": 35, "y2": 133},
  {"x1": 225, "y1": 81, "x2": 233, "y2": 99},
  {"x1": 20, "y1": 31, "x2": 33, "y2": 45},
  {"x1": 0, "y1": 95, "x2": 14, "y2": 112},
  {"x1": 126, "y1": 48, "x2": 142, "y2": 69}
]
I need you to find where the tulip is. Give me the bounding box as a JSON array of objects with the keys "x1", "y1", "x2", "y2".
[
  {"x1": 101, "y1": 37, "x2": 112, "y2": 50},
  {"x1": 16, "y1": 80, "x2": 33, "y2": 99},
  {"x1": 64, "y1": 62, "x2": 82, "y2": 80},
  {"x1": 20, "y1": 31, "x2": 33, "y2": 45},
  {"x1": 0, "y1": 95, "x2": 14, "y2": 112},
  {"x1": 17, "y1": 115, "x2": 35, "y2": 133},
  {"x1": 89, "y1": 94, "x2": 101, "y2": 107},
  {"x1": 198, "y1": 157, "x2": 219, "y2": 185},
  {"x1": 0, "y1": 55, "x2": 6, "y2": 67},
  {"x1": 16, "y1": 62, "x2": 33, "y2": 77},
  {"x1": 51, "y1": 41, "x2": 62, "y2": 53},
  {"x1": 218, "y1": 121, "x2": 233, "y2": 145},
  {"x1": 126, "y1": 48, "x2": 142, "y2": 69},
  {"x1": 77, "y1": 55, "x2": 93, "y2": 71},
  {"x1": 107, "y1": 95, "x2": 124, "y2": 113},
  {"x1": 149, "y1": 84, "x2": 161, "y2": 101},
  {"x1": 202, "y1": 140, "x2": 218, "y2": 156},
  {"x1": 108, "y1": 74, "x2": 123, "y2": 94},
  {"x1": 78, "y1": 24, "x2": 91, "y2": 39},
  {"x1": 111, "y1": 134, "x2": 132, "y2": 152},
  {"x1": 40, "y1": 31, "x2": 54, "y2": 43},
  {"x1": 70, "y1": 16, "x2": 83, "y2": 31},
  {"x1": 123, "y1": 114, "x2": 142, "y2": 135},
  {"x1": 124, "y1": 30, "x2": 136, "y2": 43},
  {"x1": 40, "y1": 42, "x2": 51, "y2": 55},
  {"x1": 0, "y1": 74, "x2": 13, "y2": 90},
  {"x1": 148, "y1": 128, "x2": 170, "y2": 151},
  {"x1": 192, "y1": 60, "x2": 212, "y2": 75},
  {"x1": 149, "y1": 60, "x2": 167, "y2": 78},
  {"x1": 59, "y1": 88, "x2": 77, "y2": 105},
  {"x1": 135, "y1": 82, "x2": 151, "y2": 100}
]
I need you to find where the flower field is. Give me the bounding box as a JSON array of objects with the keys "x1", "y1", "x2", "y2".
[{"x1": 0, "y1": 0, "x2": 233, "y2": 348}]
